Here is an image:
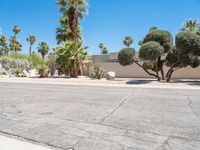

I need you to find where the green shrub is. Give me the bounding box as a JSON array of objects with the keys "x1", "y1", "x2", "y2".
[
  {"x1": 47, "y1": 53, "x2": 57, "y2": 76},
  {"x1": 0, "y1": 72, "x2": 6, "y2": 75},
  {"x1": 3, "y1": 53, "x2": 28, "y2": 60},
  {"x1": 11, "y1": 68, "x2": 26, "y2": 77},
  {"x1": 142, "y1": 28, "x2": 173, "y2": 53},
  {"x1": 139, "y1": 41, "x2": 164, "y2": 61},
  {"x1": 118, "y1": 48, "x2": 135, "y2": 66},
  {"x1": 29, "y1": 52, "x2": 46, "y2": 68},
  {"x1": 176, "y1": 31, "x2": 200, "y2": 56},
  {"x1": 36, "y1": 64, "x2": 49, "y2": 78},
  {"x1": 90, "y1": 65, "x2": 105, "y2": 79}
]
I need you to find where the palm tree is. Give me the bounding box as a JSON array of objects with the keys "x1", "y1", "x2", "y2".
[
  {"x1": 9, "y1": 36, "x2": 22, "y2": 56},
  {"x1": 56, "y1": 41, "x2": 89, "y2": 77},
  {"x1": 57, "y1": 0, "x2": 88, "y2": 42},
  {"x1": 123, "y1": 36, "x2": 133, "y2": 48},
  {"x1": 13, "y1": 25, "x2": 21, "y2": 37},
  {"x1": 11, "y1": 25, "x2": 22, "y2": 57},
  {"x1": 180, "y1": 19, "x2": 200, "y2": 33},
  {"x1": 26, "y1": 35, "x2": 36, "y2": 57},
  {"x1": 37, "y1": 42, "x2": 49, "y2": 59},
  {"x1": 0, "y1": 35, "x2": 9, "y2": 55}
]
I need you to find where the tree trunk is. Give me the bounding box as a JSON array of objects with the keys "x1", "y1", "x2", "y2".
[
  {"x1": 68, "y1": 7, "x2": 78, "y2": 42},
  {"x1": 15, "y1": 50, "x2": 17, "y2": 59},
  {"x1": 134, "y1": 61, "x2": 160, "y2": 80},
  {"x1": 166, "y1": 65, "x2": 183, "y2": 82},
  {"x1": 166, "y1": 69, "x2": 173, "y2": 82},
  {"x1": 161, "y1": 68, "x2": 165, "y2": 80},
  {"x1": 166, "y1": 67, "x2": 174, "y2": 82},
  {"x1": 13, "y1": 35, "x2": 17, "y2": 59},
  {"x1": 29, "y1": 45, "x2": 32, "y2": 57},
  {"x1": 155, "y1": 61, "x2": 161, "y2": 81}
]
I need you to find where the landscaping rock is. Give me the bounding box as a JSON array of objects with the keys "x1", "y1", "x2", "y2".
[{"x1": 106, "y1": 71, "x2": 116, "y2": 80}]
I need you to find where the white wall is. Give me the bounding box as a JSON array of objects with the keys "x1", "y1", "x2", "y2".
[{"x1": 84, "y1": 54, "x2": 200, "y2": 79}]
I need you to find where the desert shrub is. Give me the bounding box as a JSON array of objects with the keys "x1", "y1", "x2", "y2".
[
  {"x1": 36, "y1": 64, "x2": 49, "y2": 78},
  {"x1": 118, "y1": 48, "x2": 135, "y2": 66},
  {"x1": 0, "y1": 57, "x2": 30, "y2": 71},
  {"x1": 90, "y1": 65, "x2": 105, "y2": 79},
  {"x1": 8, "y1": 53, "x2": 29, "y2": 60},
  {"x1": 0, "y1": 72, "x2": 6, "y2": 75},
  {"x1": 47, "y1": 53, "x2": 57, "y2": 76},
  {"x1": 29, "y1": 52, "x2": 46, "y2": 68},
  {"x1": 0, "y1": 57, "x2": 11, "y2": 70},
  {"x1": 11, "y1": 68, "x2": 26, "y2": 77}
]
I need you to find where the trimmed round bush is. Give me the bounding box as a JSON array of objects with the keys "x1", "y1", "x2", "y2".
[
  {"x1": 142, "y1": 61, "x2": 155, "y2": 70},
  {"x1": 139, "y1": 41, "x2": 164, "y2": 61},
  {"x1": 142, "y1": 29, "x2": 173, "y2": 52},
  {"x1": 191, "y1": 57, "x2": 200, "y2": 68},
  {"x1": 176, "y1": 31, "x2": 200, "y2": 56},
  {"x1": 118, "y1": 48, "x2": 135, "y2": 66},
  {"x1": 165, "y1": 47, "x2": 180, "y2": 67}
]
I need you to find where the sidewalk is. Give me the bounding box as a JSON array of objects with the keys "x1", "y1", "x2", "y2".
[
  {"x1": 0, "y1": 135, "x2": 52, "y2": 150},
  {"x1": 0, "y1": 76, "x2": 200, "y2": 90}
]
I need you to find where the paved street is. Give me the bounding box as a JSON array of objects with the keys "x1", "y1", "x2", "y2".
[{"x1": 0, "y1": 82, "x2": 200, "y2": 150}]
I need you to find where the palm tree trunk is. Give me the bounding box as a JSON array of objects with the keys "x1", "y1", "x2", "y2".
[
  {"x1": 29, "y1": 45, "x2": 32, "y2": 57},
  {"x1": 68, "y1": 7, "x2": 78, "y2": 42},
  {"x1": 14, "y1": 34, "x2": 17, "y2": 59},
  {"x1": 15, "y1": 50, "x2": 17, "y2": 59}
]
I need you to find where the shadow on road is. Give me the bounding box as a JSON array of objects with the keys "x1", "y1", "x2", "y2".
[
  {"x1": 126, "y1": 79, "x2": 154, "y2": 85},
  {"x1": 175, "y1": 80, "x2": 200, "y2": 86}
]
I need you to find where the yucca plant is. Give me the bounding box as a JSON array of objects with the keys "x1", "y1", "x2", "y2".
[
  {"x1": 90, "y1": 65, "x2": 105, "y2": 79},
  {"x1": 36, "y1": 64, "x2": 49, "y2": 78}
]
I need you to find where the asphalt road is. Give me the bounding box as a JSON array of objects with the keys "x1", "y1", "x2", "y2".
[{"x1": 0, "y1": 82, "x2": 200, "y2": 150}]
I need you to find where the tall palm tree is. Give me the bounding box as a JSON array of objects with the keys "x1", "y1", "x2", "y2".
[
  {"x1": 0, "y1": 35, "x2": 9, "y2": 55},
  {"x1": 26, "y1": 35, "x2": 36, "y2": 57},
  {"x1": 9, "y1": 36, "x2": 22, "y2": 56},
  {"x1": 180, "y1": 19, "x2": 200, "y2": 33},
  {"x1": 123, "y1": 36, "x2": 133, "y2": 48},
  {"x1": 12, "y1": 25, "x2": 22, "y2": 57},
  {"x1": 13, "y1": 26, "x2": 21, "y2": 37},
  {"x1": 57, "y1": 0, "x2": 88, "y2": 42},
  {"x1": 37, "y1": 42, "x2": 49, "y2": 59}
]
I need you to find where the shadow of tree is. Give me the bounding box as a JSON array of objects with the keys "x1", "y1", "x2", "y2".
[
  {"x1": 126, "y1": 79, "x2": 155, "y2": 85},
  {"x1": 175, "y1": 80, "x2": 200, "y2": 86}
]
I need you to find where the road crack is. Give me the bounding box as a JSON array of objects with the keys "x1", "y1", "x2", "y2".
[
  {"x1": 100, "y1": 91, "x2": 138, "y2": 123},
  {"x1": 187, "y1": 96, "x2": 200, "y2": 119}
]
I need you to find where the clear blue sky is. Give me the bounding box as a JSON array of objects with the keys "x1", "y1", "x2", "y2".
[{"x1": 0, "y1": 0, "x2": 200, "y2": 54}]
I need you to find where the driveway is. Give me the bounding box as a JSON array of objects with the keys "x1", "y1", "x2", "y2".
[{"x1": 0, "y1": 82, "x2": 200, "y2": 150}]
